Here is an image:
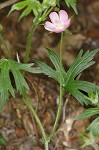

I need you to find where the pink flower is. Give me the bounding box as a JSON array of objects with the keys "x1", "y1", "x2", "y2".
[{"x1": 44, "y1": 10, "x2": 71, "y2": 33}]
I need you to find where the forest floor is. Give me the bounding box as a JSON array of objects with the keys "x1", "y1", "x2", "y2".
[{"x1": 0, "y1": 0, "x2": 99, "y2": 150}]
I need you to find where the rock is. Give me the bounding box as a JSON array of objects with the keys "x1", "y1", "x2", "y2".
[{"x1": 63, "y1": 34, "x2": 86, "y2": 49}]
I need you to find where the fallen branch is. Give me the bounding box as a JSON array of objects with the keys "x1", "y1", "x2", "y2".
[{"x1": 0, "y1": 0, "x2": 20, "y2": 10}]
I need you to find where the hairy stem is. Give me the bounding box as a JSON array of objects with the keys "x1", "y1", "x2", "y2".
[
  {"x1": 24, "y1": 7, "x2": 54, "y2": 63},
  {"x1": 0, "y1": 34, "x2": 12, "y2": 58},
  {"x1": 48, "y1": 32, "x2": 64, "y2": 140},
  {"x1": 93, "y1": 144, "x2": 99, "y2": 150},
  {"x1": 23, "y1": 91, "x2": 47, "y2": 142},
  {"x1": 45, "y1": 141, "x2": 49, "y2": 150},
  {"x1": 24, "y1": 17, "x2": 38, "y2": 63}
]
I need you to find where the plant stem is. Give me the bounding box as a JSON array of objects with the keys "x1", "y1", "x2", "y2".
[
  {"x1": 0, "y1": 33, "x2": 12, "y2": 58},
  {"x1": 23, "y1": 91, "x2": 47, "y2": 142},
  {"x1": 23, "y1": 92, "x2": 50, "y2": 150},
  {"x1": 93, "y1": 144, "x2": 99, "y2": 150},
  {"x1": 24, "y1": 7, "x2": 54, "y2": 63},
  {"x1": 45, "y1": 141, "x2": 49, "y2": 150},
  {"x1": 41, "y1": 7, "x2": 54, "y2": 21},
  {"x1": 24, "y1": 17, "x2": 38, "y2": 63},
  {"x1": 48, "y1": 32, "x2": 64, "y2": 140}
]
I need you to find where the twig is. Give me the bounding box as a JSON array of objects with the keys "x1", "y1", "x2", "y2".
[
  {"x1": 0, "y1": 0, "x2": 20, "y2": 10},
  {"x1": 54, "y1": 93, "x2": 71, "y2": 137},
  {"x1": 25, "y1": 76, "x2": 39, "y2": 111},
  {"x1": 25, "y1": 77, "x2": 39, "y2": 140},
  {"x1": 54, "y1": 138, "x2": 60, "y2": 150},
  {"x1": 62, "y1": 94, "x2": 71, "y2": 123}
]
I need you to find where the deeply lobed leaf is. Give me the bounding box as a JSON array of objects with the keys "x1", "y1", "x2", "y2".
[
  {"x1": 76, "y1": 108, "x2": 99, "y2": 120},
  {"x1": 56, "y1": 0, "x2": 78, "y2": 14},
  {"x1": 0, "y1": 59, "x2": 40, "y2": 111},
  {"x1": 33, "y1": 48, "x2": 99, "y2": 105},
  {"x1": 9, "y1": 0, "x2": 78, "y2": 21},
  {"x1": 9, "y1": 0, "x2": 43, "y2": 20},
  {"x1": 65, "y1": 80, "x2": 99, "y2": 104},
  {"x1": 33, "y1": 59, "x2": 60, "y2": 83},
  {"x1": 65, "y1": 0, "x2": 78, "y2": 14},
  {"x1": 87, "y1": 117, "x2": 99, "y2": 136},
  {"x1": 64, "y1": 49, "x2": 99, "y2": 85},
  {"x1": 33, "y1": 48, "x2": 66, "y2": 85}
]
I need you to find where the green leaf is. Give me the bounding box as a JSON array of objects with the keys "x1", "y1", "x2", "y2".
[
  {"x1": 86, "y1": 92, "x2": 99, "y2": 104},
  {"x1": 33, "y1": 49, "x2": 99, "y2": 104},
  {"x1": 65, "y1": 87, "x2": 90, "y2": 105},
  {"x1": 56, "y1": 0, "x2": 60, "y2": 7},
  {"x1": 33, "y1": 48, "x2": 66, "y2": 85},
  {"x1": 65, "y1": 49, "x2": 99, "y2": 85},
  {"x1": 9, "y1": 0, "x2": 43, "y2": 20},
  {"x1": 46, "y1": 48, "x2": 65, "y2": 72},
  {"x1": 9, "y1": 0, "x2": 78, "y2": 21},
  {"x1": 87, "y1": 117, "x2": 99, "y2": 136},
  {"x1": 33, "y1": 59, "x2": 59, "y2": 82},
  {"x1": 64, "y1": 49, "x2": 99, "y2": 104},
  {"x1": 65, "y1": 80, "x2": 99, "y2": 93},
  {"x1": 0, "y1": 135, "x2": 6, "y2": 145},
  {"x1": 19, "y1": 6, "x2": 32, "y2": 21},
  {"x1": 65, "y1": 29, "x2": 72, "y2": 35},
  {"x1": 65, "y1": 0, "x2": 78, "y2": 14},
  {"x1": 56, "y1": 0, "x2": 78, "y2": 13},
  {"x1": 0, "y1": 59, "x2": 40, "y2": 111},
  {"x1": 8, "y1": 1, "x2": 28, "y2": 15},
  {"x1": 80, "y1": 132, "x2": 97, "y2": 148},
  {"x1": 65, "y1": 80, "x2": 99, "y2": 104},
  {"x1": 76, "y1": 108, "x2": 99, "y2": 120},
  {"x1": 42, "y1": 0, "x2": 56, "y2": 8}
]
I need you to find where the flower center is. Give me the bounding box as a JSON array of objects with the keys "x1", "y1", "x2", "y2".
[{"x1": 54, "y1": 20, "x2": 63, "y2": 30}]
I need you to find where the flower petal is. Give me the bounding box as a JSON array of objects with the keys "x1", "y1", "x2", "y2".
[
  {"x1": 44, "y1": 21, "x2": 55, "y2": 32},
  {"x1": 59, "y1": 10, "x2": 68, "y2": 24},
  {"x1": 49, "y1": 12, "x2": 60, "y2": 23},
  {"x1": 63, "y1": 19, "x2": 71, "y2": 29},
  {"x1": 54, "y1": 28, "x2": 65, "y2": 33}
]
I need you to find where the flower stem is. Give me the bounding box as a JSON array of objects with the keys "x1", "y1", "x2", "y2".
[
  {"x1": 24, "y1": 17, "x2": 39, "y2": 63},
  {"x1": 0, "y1": 33, "x2": 12, "y2": 58},
  {"x1": 23, "y1": 92, "x2": 50, "y2": 150},
  {"x1": 48, "y1": 32, "x2": 64, "y2": 140},
  {"x1": 45, "y1": 141, "x2": 49, "y2": 150},
  {"x1": 23, "y1": 91, "x2": 47, "y2": 142},
  {"x1": 93, "y1": 144, "x2": 99, "y2": 150},
  {"x1": 41, "y1": 7, "x2": 54, "y2": 21},
  {"x1": 24, "y1": 7, "x2": 54, "y2": 63}
]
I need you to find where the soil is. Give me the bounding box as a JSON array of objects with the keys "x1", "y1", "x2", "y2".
[{"x1": 0, "y1": 0, "x2": 99, "y2": 150}]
